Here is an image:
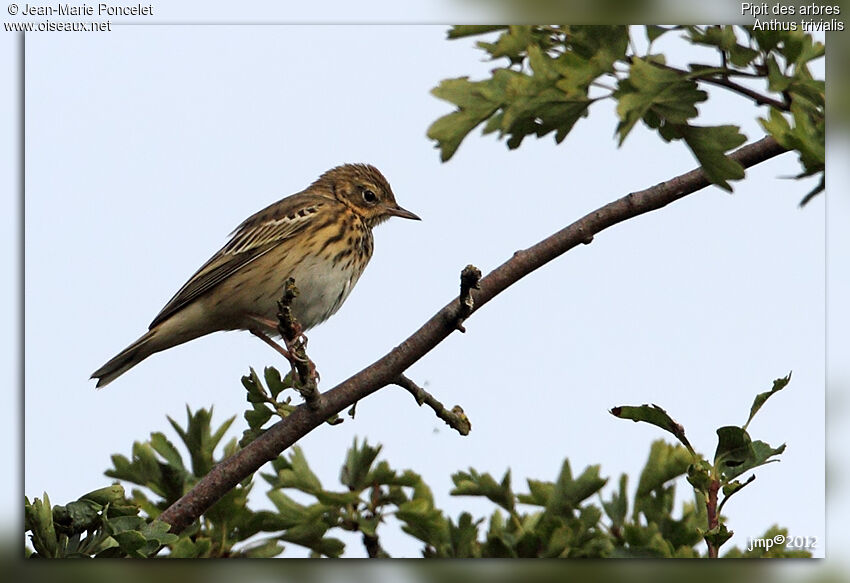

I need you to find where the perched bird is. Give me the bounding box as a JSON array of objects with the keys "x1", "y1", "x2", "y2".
[{"x1": 91, "y1": 163, "x2": 419, "y2": 388}]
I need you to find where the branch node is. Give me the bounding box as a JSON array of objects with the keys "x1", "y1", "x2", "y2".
[
  {"x1": 276, "y1": 278, "x2": 301, "y2": 344},
  {"x1": 276, "y1": 278, "x2": 322, "y2": 410},
  {"x1": 457, "y1": 264, "x2": 482, "y2": 331}
]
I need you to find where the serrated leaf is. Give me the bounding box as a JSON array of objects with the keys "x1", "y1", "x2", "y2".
[
  {"x1": 367, "y1": 461, "x2": 421, "y2": 488},
  {"x1": 168, "y1": 536, "x2": 212, "y2": 558},
  {"x1": 451, "y1": 469, "x2": 515, "y2": 512},
  {"x1": 602, "y1": 474, "x2": 629, "y2": 527},
  {"x1": 678, "y1": 124, "x2": 747, "y2": 191},
  {"x1": 112, "y1": 529, "x2": 148, "y2": 557},
  {"x1": 636, "y1": 440, "x2": 693, "y2": 497},
  {"x1": 149, "y1": 432, "x2": 185, "y2": 472},
  {"x1": 242, "y1": 368, "x2": 268, "y2": 404},
  {"x1": 340, "y1": 438, "x2": 381, "y2": 490},
  {"x1": 766, "y1": 55, "x2": 791, "y2": 92},
  {"x1": 79, "y1": 484, "x2": 126, "y2": 506},
  {"x1": 53, "y1": 499, "x2": 101, "y2": 534},
  {"x1": 728, "y1": 42, "x2": 759, "y2": 68},
  {"x1": 397, "y1": 497, "x2": 449, "y2": 547},
  {"x1": 25, "y1": 493, "x2": 59, "y2": 558},
  {"x1": 278, "y1": 446, "x2": 322, "y2": 494},
  {"x1": 610, "y1": 403, "x2": 695, "y2": 454},
  {"x1": 448, "y1": 512, "x2": 481, "y2": 558},
  {"x1": 704, "y1": 523, "x2": 733, "y2": 548},
  {"x1": 686, "y1": 460, "x2": 713, "y2": 493},
  {"x1": 244, "y1": 403, "x2": 273, "y2": 431},
  {"x1": 243, "y1": 539, "x2": 285, "y2": 558},
  {"x1": 264, "y1": 366, "x2": 290, "y2": 399},
  {"x1": 614, "y1": 58, "x2": 706, "y2": 144},
  {"x1": 266, "y1": 490, "x2": 309, "y2": 527},
  {"x1": 428, "y1": 76, "x2": 503, "y2": 161},
  {"x1": 745, "y1": 372, "x2": 792, "y2": 429},
  {"x1": 313, "y1": 489, "x2": 361, "y2": 506},
  {"x1": 477, "y1": 25, "x2": 535, "y2": 63},
  {"x1": 519, "y1": 479, "x2": 553, "y2": 507},
  {"x1": 547, "y1": 461, "x2": 607, "y2": 517}
]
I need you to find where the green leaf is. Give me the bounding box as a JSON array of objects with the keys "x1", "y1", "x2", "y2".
[
  {"x1": 367, "y1": 461, "x2": 421, "y2": 488},
  {"x1": 168, "y1": 536, "x2": 212, "y2": 558},
  {"x1": 646, "y1": 25, "x2": 674, "y2": 43},
  {"x1": 397, "y1": 497, "x2": 449, "y2": 547},
  {"x1": 244, "y1": 403, "x2": 273, "y2": 432},
  {"x1": 759, "y1": 103, "x2": 824, "y2": 203},
  {"x1": 636, "y1": 440, "x2": 693, "y2": 497},
  {"x1": 266, "y1": 490, "x2": 310, "y2": 527},
  {"x1": 25, "y1": 494, "x2": 59, "y2": 558},
  {"x1": 547, "y1": 461, "x2": 608, "y2": 517},
  {"x1": 476, "y1": 25, "x2": 536, "y2": 63},
  {"x1": 610, "y1": 403, "x2": 695, "y2": 454},
  {"x1": 728, "y1": 42, "x2": 759, "y2": 68},
  {"x1": 720, "y1": 474, "x2": 757, "y2": 509},
  {"x1": 340, "y1": 438, "x2": 382, "y2": 491},
  {"x1": 242, "y1": 367, "x2": 269, "y2": 404},
  {"x1": 686, "y1": 460, "x2": 713, "y2": 493},
  {"x1": 446, "y1": 25, "x2": 508, "y2": 40},
  {"x1": 614, "y1": 57, "x2": 706, "y2": 144},
  {"x1": 519, "y1": 479, "x2": 553, "y2": 507},
  {"x1": 264, "y1": 366, "x2": 291, "y2": 399},
  {"x1": 273, "y1": 446, "x2": 323, "y2": 495},
  {"x1": 704, "y1": 523, "x2": 733, "y2": 549},
  {"x1": 677, "y1": 124, "x2": 747, "y2": 191},
  {"x1": 714, "y1": 427, "x2": 785, "y2": 481},
  {"x1": 601, "y1": 474, "x2": 628, "y2": 528},
  {"x1": 149, "y1": 432, "x2": 185, "y2": 472},
  {"x1": 448, "y1": 512, "x2": 482, "y2": 558},
  {"x1": 242, "y1": 538, "x2": 286, "y2": 558},
  {"x1": 79, "y1": 484, "x2": 126, "y2": 506},
  {"x1": 744, "y1": 372, "x2": 792, "y2": 429},
  {"x1": 766, "y1": 55, "x2": 791, "y2": 92},
  {"x1": 53, "y1": 499, "x2": 101, "y2": 534},
  {"x1": 428, "y1": 76, "x2": 504, "y2": 161},
  {"x1": 451, "y1": 469, "x2": 515, "y2": 513},
  {"x1": 714, "y1": 426, "x2": 756, "y2": 478}
]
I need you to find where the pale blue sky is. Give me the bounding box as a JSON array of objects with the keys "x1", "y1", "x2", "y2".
[{"x1": 2, "y1": 9, "x2": 841, "y2": 559}]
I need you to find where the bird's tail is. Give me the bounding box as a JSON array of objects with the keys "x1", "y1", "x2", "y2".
[{"x1": 91, "y1": 330, "x2": 158, "y2": 388}]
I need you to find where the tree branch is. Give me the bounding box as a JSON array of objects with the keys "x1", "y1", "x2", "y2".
[
  {"x1": 652, "y1": 61, "x2": 790, "y2": 112},
  {"x1": 157, "y1": 136, "x2": 788, "y2": 534},
  {"x1": 394, "y1": 374, "x2": 471, "y2": 435}
]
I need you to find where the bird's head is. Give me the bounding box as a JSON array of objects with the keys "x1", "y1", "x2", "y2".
[{"x1": 314, "y1": 163, "x2": 420, "y2": 227}]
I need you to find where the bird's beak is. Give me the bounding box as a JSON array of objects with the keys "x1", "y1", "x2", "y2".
[{"x1": 386, "y1": 205, "x2": 421, "y2": 221}]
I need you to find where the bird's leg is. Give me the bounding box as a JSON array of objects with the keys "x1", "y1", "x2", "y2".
[
  {"x1": 249, "y1": 328, "x2": 295, "y2": 364},
  {"x1": 247, "y1": 314, "x2": 309, "y2": 363}
]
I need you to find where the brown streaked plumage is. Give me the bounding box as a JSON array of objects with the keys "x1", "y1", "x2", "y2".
[{"x1": 91, "y1": 163, "x2": 419, "y2": 388}]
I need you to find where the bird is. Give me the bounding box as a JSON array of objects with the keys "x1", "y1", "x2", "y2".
[{"x1": 91, "y1": 163, "x2": 420, "y2": 388}]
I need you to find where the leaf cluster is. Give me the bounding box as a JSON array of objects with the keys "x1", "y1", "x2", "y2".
[
  {"x1": 428, "y1": 25, "x2": 824, "y2": 203},
  {"x1": 611, "y1": 372, "x2": 799, "y2": 556},
  {"x1": 25, "y1": 372, "x2": 806, "y2": 558}
]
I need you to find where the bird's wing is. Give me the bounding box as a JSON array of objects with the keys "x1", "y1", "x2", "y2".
[{"x1": 148, "y1": 194, "x2": 330, "y2": 329}]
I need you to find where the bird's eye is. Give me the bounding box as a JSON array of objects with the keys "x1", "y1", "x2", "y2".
[{"x1": 362, "y1": 189, "x2": 378, "y2": 204}]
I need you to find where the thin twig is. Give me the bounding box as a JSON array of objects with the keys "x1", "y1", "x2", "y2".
[
  {"x1": 157, "y1": 136, "x2": 788, "y2": 535},
  {"x1": 651, "y1": 61, "x2": 790, "y2": 111},
  {"x1": 394, "y1": 374, "x2": 471, "y2": 436},
  {"x1": 706, "y1": 480, "x2": 720, "y2": 558}
]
